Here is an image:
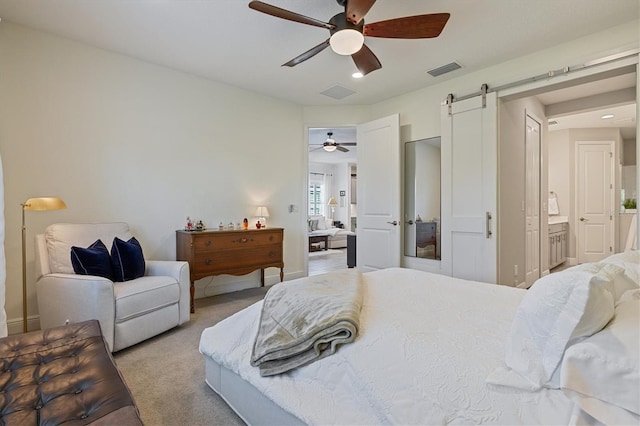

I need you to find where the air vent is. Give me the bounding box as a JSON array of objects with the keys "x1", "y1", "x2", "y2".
[
  {"x1": 548, "y1": 120, "x2": 558, "y2": 125},
  {"x1": 321, "y1": 84, "x2": 356, "y2": 100},
  {"x1": 426, "y1": 62, "x2": 462, "y2": 77}
]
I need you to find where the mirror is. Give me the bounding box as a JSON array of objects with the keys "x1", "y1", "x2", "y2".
[{"x1": 404, "y1": 137, "x2": 441, "y2": 259}]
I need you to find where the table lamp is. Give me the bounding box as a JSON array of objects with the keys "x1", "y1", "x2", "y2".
[
  {"x1": 255, "y1": 206, "x2": 270, "y2": 228},
  {"x1": 328, "y1": 197, "x2": 338, "y2": 220}
]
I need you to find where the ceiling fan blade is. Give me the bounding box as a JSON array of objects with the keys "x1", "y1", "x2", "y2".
[
  {"x1": 283, "y1": 39, "x2": 331, "y2": 67},
  {"x1": 340, "y1": 142, "x2": 357, "y2": 146},
  {"x1": 336, "y1": 145, "x2": 349, "y2": 152},
  {"x1": 249, "y1": 1, "x2": 335, "y2": 30},
  {"x1": 345, "y1": 0, "x2": 377, "y2": 24},
  {"x1": 351, "y1": 44, "x2": 381, "y2": 76},
  {"x1": 364, "y1": 13, "x2": 450, "y2": 39}
]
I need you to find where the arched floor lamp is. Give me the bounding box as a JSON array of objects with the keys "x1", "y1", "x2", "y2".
[{"x1": 21, "y1": 197, "x2": 66, "y2": 333}]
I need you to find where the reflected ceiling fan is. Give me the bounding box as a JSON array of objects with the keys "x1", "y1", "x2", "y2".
[
  {"x1": 248, "y1": 0, "x2": 450, "y2": 76},
  {"x1": 311, "y1": 132, "x2": 356, "y2": 152}
]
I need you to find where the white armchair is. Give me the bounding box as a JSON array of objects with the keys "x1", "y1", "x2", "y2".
[{"x1": 35, "y1": 222, "x2": 190, "y2": 352}]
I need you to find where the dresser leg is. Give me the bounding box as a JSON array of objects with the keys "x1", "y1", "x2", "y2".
[
  {"x1": 190, "y1": 282, "x2": 195, "y2": 313},
  {"x1": 260, "y1": 269, "x2": 265, "y2": 286},
  {"x1": 280, "y1": 268, "x2": 284, "y2": 282}
]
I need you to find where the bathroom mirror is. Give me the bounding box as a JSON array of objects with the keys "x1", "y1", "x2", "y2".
[{"x1": 404, "y1": 137, "x2": 441, "y2": 259}]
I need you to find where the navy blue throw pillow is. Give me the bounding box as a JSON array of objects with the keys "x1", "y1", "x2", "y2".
[
  {"x1": 111, "y1": 237, "x2": 145, "y2": 282},
  {"x1": 70, "y1": 239, "x2": 114, "y2": 280}
]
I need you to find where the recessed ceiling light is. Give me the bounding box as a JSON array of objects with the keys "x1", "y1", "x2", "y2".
[
  {"x1": 601, "y1": 114, "x2": 614, "y2": 119},
  {"x1": 352, "y1": 72, "x2": 363, "y2": 79}
]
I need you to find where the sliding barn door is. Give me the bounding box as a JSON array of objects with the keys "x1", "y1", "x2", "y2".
[{"x1": 441, "y1": 92, "x2": 498, "y2": 283}]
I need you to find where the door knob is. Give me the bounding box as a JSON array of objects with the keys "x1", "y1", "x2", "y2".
[
  {"x1": 579, "y1": 217, "x2": 588, "y2": 222},
  {"x1": 387, "y1": 221, "x2": 398, "y2": 226},
  {"x1": 406, "y1": 220, "x2": 414, "y2": 225}
]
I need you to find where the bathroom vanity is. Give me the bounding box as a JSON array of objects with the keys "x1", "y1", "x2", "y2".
[{"x1": 549, "y1": 216, "x2": 569, "y2": 269}]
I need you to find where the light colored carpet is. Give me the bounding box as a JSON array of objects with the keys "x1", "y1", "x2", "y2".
[{"x1": 114, "y1": 286, "x2": 269, "y2": 425}]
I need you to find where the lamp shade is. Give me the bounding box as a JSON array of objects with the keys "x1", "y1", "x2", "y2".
[
  {"x1": 255, "y1": 206, "x2": 270, "y2": 218},
  {"x1": 328, "y1": 197, "x2": 338, "y2": 207},
  {"x1": 329, "y1": 29, "x2": 364, "y2": 55},
  {"x1": 22, "y1": 197, "x2": 67, "y2": 211}
]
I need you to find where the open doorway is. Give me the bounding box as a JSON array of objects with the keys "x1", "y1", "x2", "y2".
[
  {"x1": 307, "y1": 127, "x2": 357, "y2": 275},
  {"x1": 499, "y1": 68, "x2": 636, "y2": 286},
  {"x1": 540, "y1": 71, "x2": 637, "y2": 267}
]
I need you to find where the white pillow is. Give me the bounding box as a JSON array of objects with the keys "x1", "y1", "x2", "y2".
[
  {"x1": 487, "y1": 264, "x2": 620, "y2": 390},
  {"x1": 599, "y1": 250, "x2": 640, "y2": 301},
  {"x1": 561, "y1": 288, "x2": 640, "y2": 425}
]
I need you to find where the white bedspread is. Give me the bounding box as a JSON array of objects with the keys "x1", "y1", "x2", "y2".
[{"x1": 200, "y1": 268, "x2": 576, "y2": 425}]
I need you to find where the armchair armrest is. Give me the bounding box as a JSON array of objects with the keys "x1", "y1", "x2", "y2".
[
  {"x1": 145, "y1": 260, "x2": 190, "y2": 324},
  {"x1": 36, "y1": 274, "x2": 116, "y2": 350}
]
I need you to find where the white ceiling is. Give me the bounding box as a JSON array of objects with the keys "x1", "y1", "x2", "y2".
[{"x1": 0, "y1": 0, "x2": 637, "y2": 107}]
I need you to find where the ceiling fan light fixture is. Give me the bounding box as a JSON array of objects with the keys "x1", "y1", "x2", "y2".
[
  {"x1": 352, "y1": 71, "x2": 364, "y2": 79},
  {"x1": 323, "y1": 144, "x2": 337, "y2": 152},
  {"x1": 329, "y1": 29, "x2": 364, "y2": 55}
]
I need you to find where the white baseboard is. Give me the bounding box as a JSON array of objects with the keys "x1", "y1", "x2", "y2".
[{"x1": 7, "y1": 316, "x2": 41, "y2": 336}]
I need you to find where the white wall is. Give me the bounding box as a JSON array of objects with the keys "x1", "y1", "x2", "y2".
[{"x1": 0, "y1": 22, "x2": 306, "y2": 332}]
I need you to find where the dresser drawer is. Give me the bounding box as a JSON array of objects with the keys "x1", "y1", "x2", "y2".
[
  {"x1": 194, "y1": 244, "x2": 282, "y2": 275},
  {"x1": 192, "y1": 230, "x2": 282, "y2": 250}
]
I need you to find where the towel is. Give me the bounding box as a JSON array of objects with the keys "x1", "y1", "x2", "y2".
[
  {"x1": 549, "y1": 197, "x2": 560, "y2": 215},
  {"x1": 250, "y1": 269, "x2": 363, "y2": 376}
]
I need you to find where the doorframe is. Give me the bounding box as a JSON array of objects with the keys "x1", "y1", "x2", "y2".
[
  {"x1": 574, "y1": 140, "x2": 616, "y2": 263},
  {"x1": 304, "y1": 123, "x2": 359, "y2": 276}
]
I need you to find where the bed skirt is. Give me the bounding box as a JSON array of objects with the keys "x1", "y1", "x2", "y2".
[{"x1": 204, "y1": 357, "x2": 303, "y2": 426}]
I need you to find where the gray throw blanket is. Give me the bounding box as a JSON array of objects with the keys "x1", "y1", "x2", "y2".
[{"x1": 250, "y1": 269, "x2": 364, "y2": 376}]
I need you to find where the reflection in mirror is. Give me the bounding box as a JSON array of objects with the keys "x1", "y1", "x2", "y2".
[{"x1": 404, "y1": 137, "x2": 441, "y2": 259}]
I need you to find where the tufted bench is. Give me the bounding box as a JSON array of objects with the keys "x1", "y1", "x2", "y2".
[{"x1": 0, "y1": 320, "x2": 142, "y2": 425}]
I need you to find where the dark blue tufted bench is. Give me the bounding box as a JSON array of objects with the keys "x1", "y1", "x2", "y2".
[{"x1": 0, "y1": 320, "x2": 142, "y2": 425}]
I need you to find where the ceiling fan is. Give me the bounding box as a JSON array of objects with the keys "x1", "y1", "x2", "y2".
[
  {"x1": 248, "y1": 0, "x2": 450, "y2": 76},
  {"x1": 311, "y1": 132, "x2": 356, "y2": 152}
]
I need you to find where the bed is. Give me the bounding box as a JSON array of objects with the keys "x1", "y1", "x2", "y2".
[{"x1": 199, "y1": 251, "x2": 640, "y2": 425}]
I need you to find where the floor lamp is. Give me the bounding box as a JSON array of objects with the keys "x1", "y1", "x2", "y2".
[
  {"x1": 328, "y1": 197, "x2": 338, "y2": 221},
  {"x1": 21, "y1": 197, "x2": 66, "y2": 333}
]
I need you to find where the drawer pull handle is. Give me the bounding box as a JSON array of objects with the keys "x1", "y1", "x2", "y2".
[
  {"x1": 240, "y1": 238, "x2": 248, "y2": 243},
  {"x1": 205, "y1": 259, "x2": 212, "y2": 265},
  {"x1": 205, "y1": 240, "x2": 212, "y2": 247}
]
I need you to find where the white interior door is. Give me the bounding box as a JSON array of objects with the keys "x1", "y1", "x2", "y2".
[
  {"x1": 356, "y1": 114, "x2": 401, "y2": 271},
  {"x1": 576, "y1": 141, "x2": 614, "y2": 263},
  {"x1": 525, "y1": 115, "x2": 541, "y2": 286},
  {"x1": 441, "y1": 92, "x2": 497, "y2": 282}
]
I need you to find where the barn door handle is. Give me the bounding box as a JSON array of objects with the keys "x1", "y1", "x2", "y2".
[{"x1": 486, "y1": 212, "x2": 492, "y2": 238}]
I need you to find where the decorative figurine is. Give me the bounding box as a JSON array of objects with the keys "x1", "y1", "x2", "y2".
[
  {"x1": 185, "y1": 217, "x2": 194, "y2": 231},
  {"x1": 218, "y1": 222, "x2": 224, "y2": 231},
  {"x1": 256, "y1": 220, "x2": 262, "y2": 229},
  {"x1": 243, "y1": 218, "x2": 249, "y2": 230},
  {"x1": 196, "y1": 220, "x2": 205, "y2": 231}
]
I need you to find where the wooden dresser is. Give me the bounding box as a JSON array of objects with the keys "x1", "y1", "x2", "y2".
[{"x1": 176, "y1": 228, "x2": 284, "y2": 312}]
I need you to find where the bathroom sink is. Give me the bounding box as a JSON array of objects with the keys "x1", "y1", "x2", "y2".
[{"x1": 548, "y1": 215, "x2": 569, "y2": 224}]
